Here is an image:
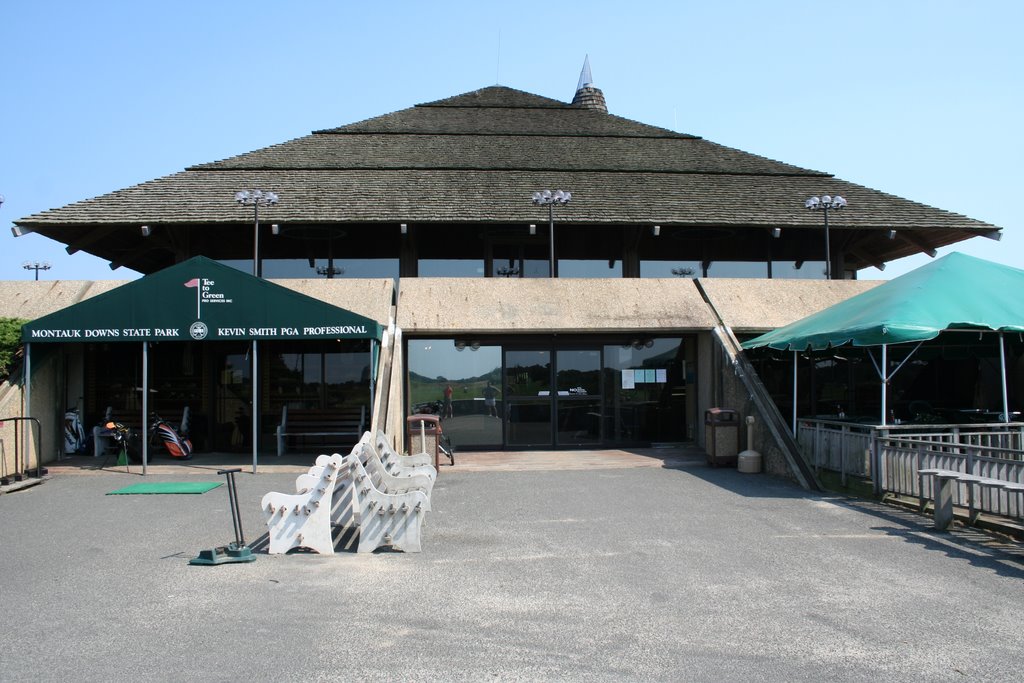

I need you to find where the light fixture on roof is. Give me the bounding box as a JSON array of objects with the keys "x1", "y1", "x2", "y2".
[
  {"x1": 805, "y1": 194, "x2": 847, "y2": 280},
  {"x1": 315, "y1": 262, "x2": 344, "y2": 278},
  {"x1": 271, "y1": 224, "x2": 280, "y2": 236},
  {"x1": 140, "y1": 225, "x2": 151, "y2": 237},
  {"x1": 400, "y1": 223, "x2": 407, "y2": 235},
  {"x1": 234, "y1": 189, "x2": 280, "y2": 277},
  {"x1": 22, "y1": 261, "x2": 51, "y2": 281},
  {"x1": 531, "y1": 189, "x2": 571, "y2": 277},
  {"x1": 652, "y1": 225, "x2": 660, "y2": 237},
  {"x1": 887, "y1": 229, "x2": 896, "y2": 240},
  {"x1": 529, "y1": 224, "x2": 536, "y2": 236},
  {"x1": 772, "y1": 227, "x2": 782, "y2": 238}
]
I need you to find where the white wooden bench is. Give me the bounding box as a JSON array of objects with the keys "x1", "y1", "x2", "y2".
[
  {"x1": 261, "y1": 441, "x2": 432, "y2": 554},
  {"x1": 918, "y1": 468, "x2": 1024, "y2": 530}
]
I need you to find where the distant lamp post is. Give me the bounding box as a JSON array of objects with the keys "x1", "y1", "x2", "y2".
[
  {"x1": 531, "y1": 189, "x2": 571, "y2": 277},
  {"x1": 316, "y1": 263, "x2": 344, "y2": 278},
  {"x1": 805, "y1": 194, "x2": 847, "y2": 279},
  {"x1": 23, "y1": 261, "x2": 51, "y2": 280},
  {"x1": 234, "y1": 190, "x2": 279, "y2": 277}
]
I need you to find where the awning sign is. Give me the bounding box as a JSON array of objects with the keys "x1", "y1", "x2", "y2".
[{"x1": 22, "y1": 256, "x2": 381, "y2": 343}]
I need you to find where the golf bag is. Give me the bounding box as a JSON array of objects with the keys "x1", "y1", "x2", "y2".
[
  {"x1": 151, "y1": 415, "x2": 193, "y2": 459},
  {"x1": 64, "y1": 409, "x2": 88, "y2": 455},
  {"x1": 104, "y1": 422, "x2": 144, "y2": 464}
]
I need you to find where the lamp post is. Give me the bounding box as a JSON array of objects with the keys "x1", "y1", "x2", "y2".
[
  {"x1": 23, "y1": 261, "x2": 51, "y2": 280},
  {"x1": 531, "y1": 189, "x2": 571, "y2": 277},
  {"x1": 805, "y1": 194, "x2": 847, "y2": 279},
  {"x1": 316, "y1": 262, "x2": 344, "y2": 278},
  {"x1": 234, "y1": 190, "x2": 279, "y2": 277}
]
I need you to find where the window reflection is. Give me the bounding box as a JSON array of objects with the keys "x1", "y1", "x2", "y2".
[
  {"x1": 603, "y1": 339, "x2": 689, "y2": 444},
  {"x1": 419, "y1": 259, "x2": 485, "y2": 277},
  {"x1": 223, "y1": 259, "x2": 400, "y2": 279},
  {"x1": 641, "y1": 261, "x2": 702, "y2": 278},
  {"x1": 407, "y1": 339, "x2": 502, "y2": 448},
  {"x1": 266, "y1": 340, "x2": 371, "y2": 411},
  {"x1": 770, "y1": 261, "x2": 827, "y2": 280},
  {"x1": 558, "y1": 260, "x2": 622, "y2": 278}
]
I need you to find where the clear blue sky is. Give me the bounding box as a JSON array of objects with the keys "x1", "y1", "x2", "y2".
[{"x1": 2, "y1": 1, "x2": 1021, "y2": 281}]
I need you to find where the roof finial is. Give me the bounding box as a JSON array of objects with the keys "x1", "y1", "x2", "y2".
[
  {"x1": 577, "y1": 55, "x2": 593, "y2": 90},
  {"x1": 572, "y1": 55, "x2": 607, "y2": 113}
]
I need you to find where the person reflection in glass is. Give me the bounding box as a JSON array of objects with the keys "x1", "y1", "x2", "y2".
[
  {"x1": 443, "y1": 383, "x2": 454, "y2": 419},
  {"x1": 483, "y1": 381, "x2": 498, "y2": 418}
]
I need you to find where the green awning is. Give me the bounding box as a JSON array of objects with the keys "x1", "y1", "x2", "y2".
[
  {"x1": 22, "y1": 256, "x2": 382, "y2": 343},
  {"x1": 742, "y1": 253, "x2": 1024, "y2": 351}
]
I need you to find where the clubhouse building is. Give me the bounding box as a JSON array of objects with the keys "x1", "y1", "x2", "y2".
[{"x1": 3, "y1": 63, "x2": 1008, "y2": 481}]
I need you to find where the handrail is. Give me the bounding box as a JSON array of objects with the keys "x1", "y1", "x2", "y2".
[{"x1": 0, "y1": 416, "x2": 45, "y2": 479}]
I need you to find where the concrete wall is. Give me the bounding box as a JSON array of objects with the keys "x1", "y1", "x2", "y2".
[
  {"x1": 0, "y1": 275, "x2": 879, "y2": 484},
  {"x1": 0, "y1": 346, "x2": 63, "y2": 475},
  {"x1": 398, "y1": 278, "x2": 716, "y2": 333}
]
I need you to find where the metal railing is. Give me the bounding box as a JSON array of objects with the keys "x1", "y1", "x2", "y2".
[{"x1": 797, "y1": 418, "x2": 1024, "y2": 520}]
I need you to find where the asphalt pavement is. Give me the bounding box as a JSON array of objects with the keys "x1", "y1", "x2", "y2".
[{"x1": 0, "y1": 455, "x2": 1021, "y2": 682}]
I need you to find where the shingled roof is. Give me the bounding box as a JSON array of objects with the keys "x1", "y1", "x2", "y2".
[{"x1": 16, "y1": 84, "x2": 1000, "y2": 274}]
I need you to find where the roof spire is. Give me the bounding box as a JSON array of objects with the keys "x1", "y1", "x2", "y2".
[
  {"x1": 572, "y1": 55, "x2": 607, "y2": 113},
  {"x1": 577, "y1": 55, "x2": 593, "y2": 90}
]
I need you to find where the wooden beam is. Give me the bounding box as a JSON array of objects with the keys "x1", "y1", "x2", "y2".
[
  {"x1": 65, "y1": 225, "x2": 119, "y2": 255},
  {"x1": 899, "y1": 231, "x2": 938, "y2": 258},
  {"x1": 850, "y1": 247, "x2": 886, "y2": 271}
]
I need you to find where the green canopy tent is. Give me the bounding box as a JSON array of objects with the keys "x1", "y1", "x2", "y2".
[
  {"x1": 742, "y1": 252, "x2": 1024, "y2": 427},
  {"x1": 22, "y1": 256, "x2": 383, "y2": 473}
]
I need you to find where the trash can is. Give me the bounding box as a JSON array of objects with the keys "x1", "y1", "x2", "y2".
[
  {"x1": 406, "y1": 414, "x2": 441, "y2": 469},
  {"x1": 704, "y1": 408, "x2": 739, "y2": 467}
]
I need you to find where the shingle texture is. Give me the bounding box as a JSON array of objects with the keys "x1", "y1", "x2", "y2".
[{"x1": 16, "y1": 84, "x2": 999, "y2": 265}]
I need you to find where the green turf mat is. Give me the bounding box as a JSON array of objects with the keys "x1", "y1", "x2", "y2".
[{"x1": 107, "y1": 482, "x2": 222, "y2": 495}]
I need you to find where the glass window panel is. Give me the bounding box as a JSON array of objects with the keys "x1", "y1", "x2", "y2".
[
  {"x1": 705, "y1": 261, "x2": 769, "y2": 278},
  {"x1": 557, "y1": 260, "x2": 622, "y2": 278},
  {"x1": 640, "y1": 261, "x2": 701, "y2": 278},
  {"x1": 603, "y1": 339, "x2": 687, "y2": 445},
  {"x1": 407, "y1": 339, "x2": 502, "y2": 448},
  {"x1": 419, "y1": 259, "x2": 485, "y2": 277},
  {"x1": 556, "y1": 350, "x2": 601, "y2": 396},
  {"x1": 522, "y1": 259, "x2": 549, "y2": 278},
  {"x1": 771, "y1": 260, "x2": 826, "y2": 280},
  {"x1": 505, "y1": 349, "x2": 552, "y2": 447},
  {"x1": 234, "y1": 258, "x2": 400, "y2": 279},
  {"x1": 266, "y1": 340, "x2": 370, "y2": 411},
  {"x1": 506, "y1": 350, "x2": 551, "y2": 396},
  {"x1": 507, "y1": 398, "x2": 552, "y2": 447},
  {"x1": 557, "y1": 398, "x2": 602, "y2": 446}
]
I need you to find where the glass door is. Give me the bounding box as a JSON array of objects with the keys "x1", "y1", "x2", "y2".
[
  {"x1": 504, "y1": 349, "x2": 552, "y2": 447},
  {"x1": 215, "y1": 347, "x2": 252, "y2": 452},
  {"x1": 503, "y1": 347, "x2": 603, "y2": 447},
  {"x1": 555, "y1": 349, "x2": 602, "y2": 446}
]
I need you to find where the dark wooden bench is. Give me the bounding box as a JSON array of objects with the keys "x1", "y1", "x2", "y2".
[
  {"x1": 918, "y1": 468, "x2": 1024, "y2": 530},
  {"x1": 275, "y1": 406, "x2": 366, "y2": 457}
]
